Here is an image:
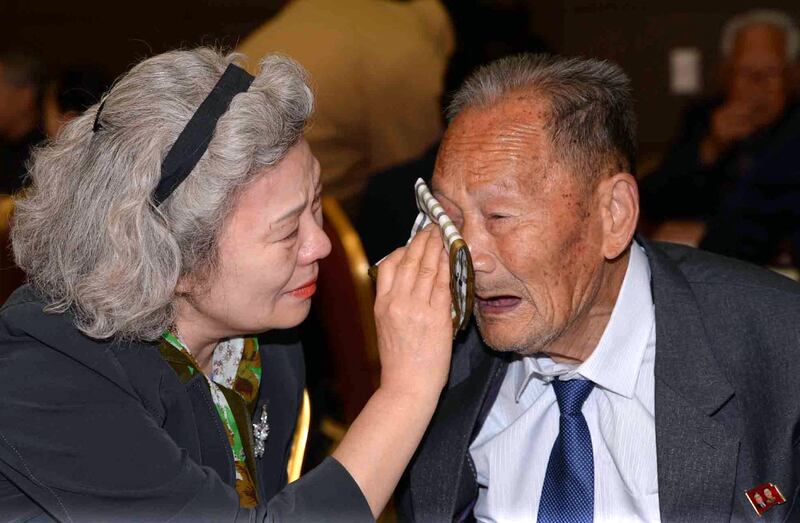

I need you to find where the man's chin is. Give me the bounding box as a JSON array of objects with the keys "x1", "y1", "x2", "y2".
[{"x1": 475, "y1": 316, "x2": 537, "y2": 355}]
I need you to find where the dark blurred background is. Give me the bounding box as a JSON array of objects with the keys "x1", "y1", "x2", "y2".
[{"x1": 2, "y1": 0, "x2": 799, "y2": 166}]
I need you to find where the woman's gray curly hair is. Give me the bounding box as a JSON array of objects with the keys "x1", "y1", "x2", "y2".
[{"x1": 11, "y1": 47, "x2": 314, "y2": 340}]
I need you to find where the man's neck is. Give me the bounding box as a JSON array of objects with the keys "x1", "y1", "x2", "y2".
[{"x1": 543, "y1": 250, "x2": 630, "y2": 364}]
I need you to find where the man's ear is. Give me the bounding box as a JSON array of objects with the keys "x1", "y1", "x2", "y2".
[{"x1": 597, "y1": 172, "x2": 639, "y2": 260}]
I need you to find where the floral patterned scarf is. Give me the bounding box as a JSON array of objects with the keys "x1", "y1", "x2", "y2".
[{"x1": 159, "y1": 332, "x2": 262, "y2": 507}]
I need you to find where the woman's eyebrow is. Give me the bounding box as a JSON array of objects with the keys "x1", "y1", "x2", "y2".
[{"x1": 274, "y1": 199, "x2": 306, "y2": 223}]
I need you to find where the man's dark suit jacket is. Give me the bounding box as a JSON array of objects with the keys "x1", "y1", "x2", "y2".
[
  {"x1": 0, "y1": 285, "x2": 373, "y2": 522},
  {"x1": 397, "y1": 240, "x2": 800, "y2": 522}
]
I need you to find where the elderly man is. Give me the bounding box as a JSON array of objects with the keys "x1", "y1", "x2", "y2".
[
  {"x1": 396, "y1": 54, "x2": 800, "y2": 522},
  {"x1": 640, "y1": 10, "x2": 800, "y2": 264}
]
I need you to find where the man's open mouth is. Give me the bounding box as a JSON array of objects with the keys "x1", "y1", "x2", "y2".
[{"x1": 476, "y1": 294, "x2": 522, "y2": 314}]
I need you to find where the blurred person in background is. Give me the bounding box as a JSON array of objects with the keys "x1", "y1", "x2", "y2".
[
  {"x1": 695, "y1": 107, "x2": 800, "y2": 268},
  {"x1": 356, "y1": 0, "x2": 552, "y2": 264},
  {"x1": 640, "y1": 11, "x2": 800, "y2": 254},
  {"x1": 0, "y1": 48, "x2": 46, "y2": 194},
  {"x1": 236, "y1": 0, "x2": 454, "y2": 217},
  {"x1": 0, "y1": 47, "x2": 454, "y2": 522},
  {"x1": 42, "y1": 66, "x2": 110, "y2": 139}
]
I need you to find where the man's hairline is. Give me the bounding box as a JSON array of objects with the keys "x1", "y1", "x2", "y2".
[{"x1": 446, "y1": 93, "x2": 622, "y2": 199}]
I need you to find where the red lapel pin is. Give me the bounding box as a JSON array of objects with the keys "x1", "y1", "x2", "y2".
[{"x1": 745, "y1": 483, "x2": 786, "y2": 516}]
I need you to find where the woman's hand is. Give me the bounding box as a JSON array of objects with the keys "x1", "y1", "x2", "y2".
[
  {"x1": 373, "y1": 225, "x2": 453, "y2": 397},
  {"x1": 331, "y1": 225, "x2": 454, "y2": 518}
]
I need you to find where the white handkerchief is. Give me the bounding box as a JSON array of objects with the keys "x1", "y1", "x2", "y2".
[{"x1": 408, "y1": 178, "x2": 474, "y2": 335}]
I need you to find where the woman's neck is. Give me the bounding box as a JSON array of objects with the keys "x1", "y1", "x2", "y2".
[
  {"x1": 176, "y1": 329, "x2": 217, "y2": 374},
  {"x1": 172, "y1": 301, "x2": 222, "y2": 374}
]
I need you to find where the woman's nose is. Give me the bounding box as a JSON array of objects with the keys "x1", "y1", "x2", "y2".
[{"x1": 299, "y1": 220, "x2": 332, "y2": 264}]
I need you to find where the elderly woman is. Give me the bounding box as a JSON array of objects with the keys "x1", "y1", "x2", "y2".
[{"x1": 0, "y1": 48, "x2": 452, "y2": 522}]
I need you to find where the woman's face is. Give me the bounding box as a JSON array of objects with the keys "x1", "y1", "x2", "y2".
[{"x1": 178, "y1": 138, "x2": 330, "y2": 339}]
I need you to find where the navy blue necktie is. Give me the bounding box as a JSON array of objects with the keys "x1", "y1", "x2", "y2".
[{"x1": 538, "y1": 379, "x2": 595, "y2": 523}]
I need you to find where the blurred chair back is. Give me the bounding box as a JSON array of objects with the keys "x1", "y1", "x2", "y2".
[
  {"x1": 314, "y1": 196, "x2": 379, "y2": 424},
  {"x1": 286, "y1": 389, "x2": 311, "y2": 483},
  {"x1": 0, "y1": 196, "x2": 25, "y2": 304}
]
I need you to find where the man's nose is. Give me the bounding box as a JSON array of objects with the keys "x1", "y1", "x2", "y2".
[{"x1": 460, "y1": 221, "x2": 496, "y2": 274}]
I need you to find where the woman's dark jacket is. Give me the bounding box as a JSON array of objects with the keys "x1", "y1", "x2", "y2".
[{"x1": 0, "y1": 285, "x2": 373, "y2": 522}]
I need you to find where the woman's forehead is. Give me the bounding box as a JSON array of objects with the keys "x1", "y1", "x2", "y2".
[{"x1": 235, "y1": 144, "x2": 317, "y2": 224}]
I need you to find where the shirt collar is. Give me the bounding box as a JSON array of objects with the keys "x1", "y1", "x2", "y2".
[
  {"x1": 513, "y1": 242, "x2": 654, "y2": 401},
  {"x1": 160, "y1": 332, "x2": 246, "y2": 388}
]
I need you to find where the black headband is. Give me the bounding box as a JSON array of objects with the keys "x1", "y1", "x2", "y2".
[
  {"x1": 153, "y1": 63, "x2": 255, "y2": 205},
  {"x1": 93, "y1": 64, "x2": 254, "y2": 205}
]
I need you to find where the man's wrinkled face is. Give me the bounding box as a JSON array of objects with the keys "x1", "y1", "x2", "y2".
[{"x1": 432, "y1": 95, "x2": 606, "y2": 355}]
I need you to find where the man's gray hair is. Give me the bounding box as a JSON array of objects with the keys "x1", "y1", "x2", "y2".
[
  {"x1": 721, "y1": 9, "x2": 799, "y2": 62},
  {"x1": 12, "y1": 47, "x2": 313, "y2": 340},
  {"x1": 447, "y1": 53, "x2": 637, "y2": 180}
]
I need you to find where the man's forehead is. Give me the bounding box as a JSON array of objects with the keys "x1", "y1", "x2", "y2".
[
  {"x1": 433, "y1": 166, "x2": 541, "y2": 203},
  {"x1": 433, "y1": 99, "x2": 551, "y2": 193},
  {"x1": 454, "y1": 93, "x2": 549, "y2": 129}
]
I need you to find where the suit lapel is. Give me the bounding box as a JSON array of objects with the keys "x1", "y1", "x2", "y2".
[
  {"x1": 410, "y1": 324, "x2": 507, "y2": 522},
  {"x1": 645, "y1": 241, "x2": 744, "y2": 522}
]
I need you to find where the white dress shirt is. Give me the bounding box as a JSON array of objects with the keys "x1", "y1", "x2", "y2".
[{"x1": 470, "y1": 242, "x2": 660, "y2": 522}]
